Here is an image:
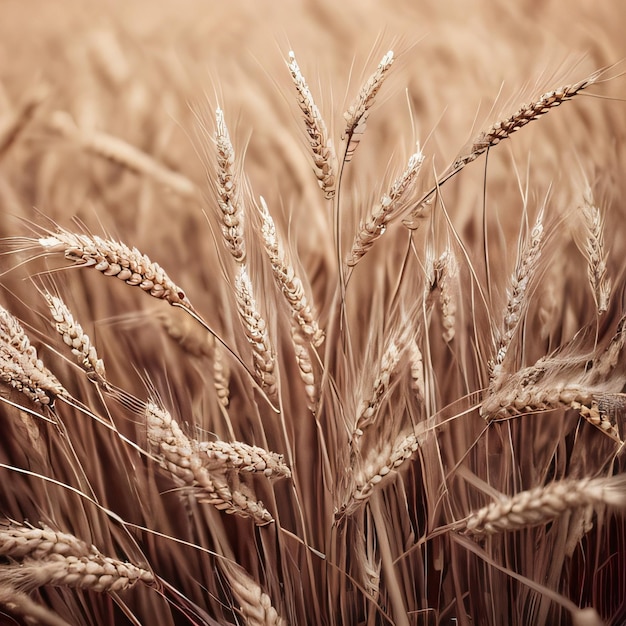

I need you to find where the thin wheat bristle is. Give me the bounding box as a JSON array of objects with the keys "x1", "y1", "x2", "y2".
[
  {"x1": 48, "y1": 111, "x2": 197, "y2": 197},
  {"x1": 347, "y1": 145, "x2": 424, "y2": 266},
  {"x1": 215, "y1": 107, "x2": 247, "y2": 263},
  {"x1": 37, "y1": 230, "x2": 193, "y2": 308},
  {"x1": 44, "y1": 293, "x2": 106, "y2": 381},
  {"x1": 490, "y1": 214, "x2": 544, "y2": 387},
  {"x1": 221, "y1": 561, "x2": 286, "y2": 626},
  {"x1": 145, "y1": 402, "x2": 275, "y2": 524},
  {"x1": 287, "y1": 51, "x2": 337, "y2": 199},
  {"x1": 454, "y1": 75, "x2": 596, "y2": 170},
  {"x1": 465, "y1": 475, "x2": 626, "y2": 536},
  {"x1": 580, "y1": 189, "x2": 611, "y2": 314},
  {"x1": 343, "y1": 50, "x2": 394, "y2": 161},
  {"x1": 260, "y1": 197, "x2": 324, "y2": 346},
  {"x1": 234, "y1": 266, "x2": 277, "y2": 397},
  {"x1": 0, "y1": 305, "x2": 67, "y2": 406}
]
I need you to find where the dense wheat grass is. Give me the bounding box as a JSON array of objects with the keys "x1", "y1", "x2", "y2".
[{"x1": 1, "y1": 2, "x2": 625, "y2": 625}]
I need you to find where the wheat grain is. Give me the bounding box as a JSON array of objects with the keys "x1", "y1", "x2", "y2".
[
  {"x1": 215, "y1": 107, "x2": 247, "y2": 263},
  {"x1": 259, "y1": 197, "x2": 324, "y2": 346},
  {"x1": 37, "y1": 230, "x2": 193, "y2": 308},
  {"x1": 290, "y1": 324, "x2": 318, "y2": 412},
  {"x1": 221, "y1": 561, "x2": 286, "y2": 626},
  {"x1": 145, "y1": 402, "x2": 274, "y2": 524},
  {"x1": 213, "y1": 344, "x2": 231, "y2": 408},
  {"x1": 465, "y1": 475, "x2": 626, "y2": 535},
  {"x1": 0, "y1": 305, "x2": 67, "y2": 405},
  {"x1": 234, "y1": 266, "x2": 277, "y2": 397},
  {"x1": 44, "y1": 294, "x2": 106, "y2": 381},
  {"x1": 287, "y1": 51, "x2": 336, "y2": 199},
  {"x1": 347, "y1": 145, "x2": 424, "y2": 266},
  {"x1": 408, "y1": 340, "x2": 425, "y2": 401},
  {"x1": 48, "y1": 111, "x2": 197, "y2": 197},
  {"x1": 344, "y1": 50, "x2": 394, "y2": 162},
  {"x1": 580, "y1": 189, "x2": 610, "y2": 314},
  {"x1": 453, "y1": 76, "x2": 596, "y2": 170},
  {"x1": 435, "y1": 249, "x2": 458, "y2": 343}
]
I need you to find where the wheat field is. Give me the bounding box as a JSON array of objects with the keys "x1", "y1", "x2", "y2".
[{"x1": 1, "y1": 1, "x2": 626, "y2": 624}]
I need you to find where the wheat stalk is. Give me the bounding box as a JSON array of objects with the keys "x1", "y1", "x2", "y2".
[
  {"x1": 145, "y1": 401, "x2": 275, "y2": 525},
  {"x1": 343, "y1": 50, "x2": 394, "y2": 162},
  {"x1": 48, "y1": 111, "x2": 197, "y2": 197},
  {"x1": 464, "y1": 475, "x2": 626, "y2": 535},
  {"x1": 37, "y1": 230, "x2": 193, "y2": 309},
  {"x1": 44, "y1": 293, "x2": 106, "y2": 382},
  {"x1": 580, "y1": 189, "x2": 611, "y2": 314},
  {"x1": 347, "y1": 145, "x2": 424, "y2": 266},
  {"x1": 234, "y1": 266, "x2": 277, "y2": 397},
  {"x1": 287, "y1": 51, "x2": 337, "y2": 199},
  {"x1": 215, "y1": 107, "x2": 247, "y2": 263},
  {"x1": 259, "y1": 197, "x2": 324, "y2": 346},
  {"x1": 0, "y1": 305, "x2": 67, "y2": 406}
]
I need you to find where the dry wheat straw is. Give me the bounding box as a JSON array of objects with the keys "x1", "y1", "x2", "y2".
[
  {"x1": 341, "y1": 429, "x2": 422, "y2": 516},
  {"x1": 287, "y1": 51, "x2": 336, "y2": 199},
  {"x1": 344, "y1": 50, "x2": 394, "y2": 162},
  {"x1": 221, "y1": 561, "x2": 286, "y2": 626},
  {"x1": 352, "y1": 340, "x2": 401, "y2": 444},
  {"x1": 290, "y1": 324, "x2": 318, "y2": 412},
  {"x1": 580, "y1": 189, "x2": 610, "y2": 313},
  {"x1": 490, "y1": 215, "x2": 544, "y2": 387},
  {"x1": 260, "y1": 197, "x2": 324, "y2": 345},
  {"x1": 234, "y1": 266, "x2": 277, "y2": 397},
  {"x1": 453, "y1": 76, "x2": 596, "y2": 170},
  {"x1": 145, "y1": 402, "x2": 275, "y2": 524},
  {"x1": 44, "y1": 294, "x2": 106, "y2": 381},
  {"x1": 347, "y1": 145, "x2": 424, "y2": 266},
  {"x1": 38, "y1": 230, "x2": 193, "y2": 308},
  {"x1": 215, "y1": 107, "x2": 247, "y2": 263},
  {"x1": 0, "y1": 305, "x2": 67, "y2": 405},
  {"x1": 465, "y1": 475, "x2": 626, "y2": 535},
  {"x1": 48, "y1": 111, "x2": 197, "y2": 197}
]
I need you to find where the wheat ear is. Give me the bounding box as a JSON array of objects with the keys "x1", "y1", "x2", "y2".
[
  {"x1": 213, "y1": 344, "x2": 231, "y2": 408},
  {"x1": 290, "y1": 324, "x2": 318, "y2": 412},
  {"x1": 453, "y1": 75, "x2": 596, "y2": 170},
  {"x1": 287, "y1": 51, "x2": 337, "y2": 199},
  {"x1": 434, "y1": 249, "x2": 458, "y2": 343},
  {"x1": 44, "y1": 294, "x2": 106, "y2": 382},
  {"x1": 215, "y1": 107, "x2": 247, "y2": 264},
  {"x1": 0, "y1": 86, "x2": 46, "y2": 159},
  {"x1": 259, "y1": 197, "x2": 324, "y2": 345},
  {"x1": 0, "y1": 585, "x2": 71, "y2": 626},
  {"x1": 0, "y1": 521, "x2": 91, "y2": 560},
  {"x1": 234, "y1": 266, "x2": 277, "y2": 397},
  {"x1": 48, "y1": 111, "x2": 197, "y2": 197},
  {"x1": 0, "y1": 305, "x2": 67, "y2": 406},
  {"x1": 343, "y1": 50, "x2": 394, "y2": 162},
  {"x1": 408, "y1": 340, "x2": 425, "y2": 401},
  {"x1": 490, "y1": 214, "x2": 544, "y2": 388},
  {"x1": 221, "y1": 561, "x2": 286, "y2": 626},
  {"x1": 145, "y1": 402, "x2": 275, "y2": 525},
  {"x1": 580, "y1": 189, "x2": 610, "y2": 314},
  {"x1": 347, "y1": 145, "x2": 424, "y2": 266},
  {"x1": 37, "y1": 230, "x2": 193, "y2": 308},
  {"x1": 465, "y1": 475, "x2": 626, "y2": 535}
]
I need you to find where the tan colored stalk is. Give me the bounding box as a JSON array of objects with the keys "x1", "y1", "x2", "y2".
[
  {"x1": 580, "y1": 189, "x2": 610, "y2": 314},
  {"x1": 259, "y1": 197, "x2": 324, "y2": 346},
  {"x1": 453, "y1": 76, "x2": 596, "y2": 170},
  {"x1": 490, "y1": 214, "x2": 544, "y2": 388},
  {"x1": 465, "y1": 475, "x2": 626, "y2": 535},
  {"x1": 0, "y1": 305, "x2": 67, "y2": 406},
  {"x1": 215, "y1": 107, "x2": 246, "y2": 263},
  {"x1": 286, "y1": 51, "x2": 337, "y2": 199},
  {"x1": 221, "y1": 560, "x2": 286, "y2": 626},
  {"x1": 44, "y1": 294, "x2": 106, "y2": 381},
  {"x1": 145, "y1": 402, "x2": 275, "y2": 525},
  {"x1": 347, "y1": 145, "x2": 424, "y2": 266},
  {"x1": 48, "y1": 111, "x2": 196, "y2": 197},
  {"x1": 37, "y1": 230, "x2": 193, "y2": 308},
  {"x1": 290, "y1": 324, "x2": 318, "y2": 412},
  {"x1": 234, "y1": 266, "x2": 277, "y2": 397},
  {"x1": 343, "y1": 50, "x2": 394, "y2": 162},
  {"x1": 352, "y1": 340, "x2": 401, "y2": 445}
]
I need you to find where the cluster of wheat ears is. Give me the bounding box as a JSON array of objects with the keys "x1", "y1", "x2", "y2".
[{"x1": 0, "y1": 5, "x2": 625, "y2": 626}]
